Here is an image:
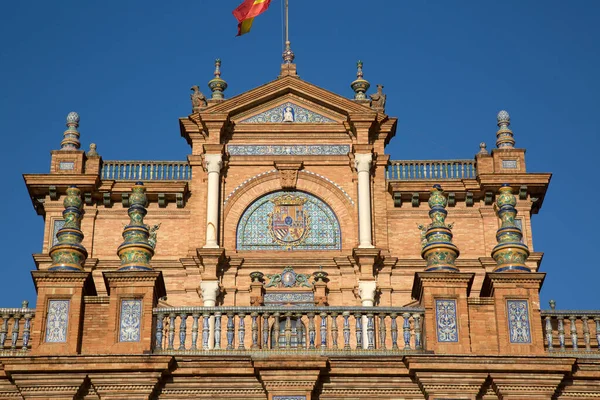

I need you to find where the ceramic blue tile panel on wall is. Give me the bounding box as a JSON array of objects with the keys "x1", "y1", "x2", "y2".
[
  {"x1": 119, "y1": 299, "x2": 142, "y2": 342},
  {"x1": 507, "y1": 300, "x2": 531, "y2": 343},
  {"x1": 45, "y1": 299, "x2": 70, "y2": 343},
  {"x1": 435, "y1": 299, "x2": 459, "y2": 342}
]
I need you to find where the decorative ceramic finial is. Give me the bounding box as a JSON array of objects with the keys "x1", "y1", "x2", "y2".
[
  {"x1": 117, "y1": 182, "x2": 154, "y2": 271},
  {"x1": 208, "y1": 59, "x2": 227, "y2": 101},
  {"x1": 491, "y1": 184, "x2": 530, "y2": 272},
  {"x1": 478, "y1": 142, "x2": 489, "y2": 155},
  {"x1": 419, "y1": 184, "x2": 460, "y2": 272},
  {"x1": 282, "y1": 40, "x2": 295, "y2": 64},
  {"x1": 87, "y1": 143, "x2": 99, "y2": 157},
  {"x1": 496, "y1": 110, "x2": 515, "y2": 148},
  {"x1": 49, "y1": 186, "x2": 88, "y2": 271},
  {"x1": 549, "y1": 300, "x2": 556, "y2": 310},
  {"x1": 60, "y1": 112, "x2": 81, "y2": 150},
  {"x1": 351, "y1": 60, "x2": 370, "y2": 101}
]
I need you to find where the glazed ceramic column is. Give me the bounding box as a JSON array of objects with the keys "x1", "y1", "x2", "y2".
[
  {"x1": 358, "y1": 281, "x2": 377, "y2": 349},
  {"x1": 201, "y1": 281, "x2": 220, "y2": 349},
  {"x1": 355, "y1": 153, "x2": 374, "y2": 248},
  {"x1": 204, "y1": 153, "x2": 223, "y2": 248}
]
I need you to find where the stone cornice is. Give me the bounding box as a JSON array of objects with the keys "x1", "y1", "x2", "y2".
[
  {"x1": 31, "y1": 270, "x2": 96, "y2": 295},
  {"x1": 480, "y1": 272, "x2": 546, "y2": 296},
  {"x1": 411, "y1": 272, "x2": 475, "y2": 301},
  {"x1": 102, "y1": 270, "x2": 166, "y2": 298}
]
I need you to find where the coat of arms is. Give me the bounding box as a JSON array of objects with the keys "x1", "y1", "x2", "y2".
[{"x1": 267, "y1": 194, "x2": 311, "y2": 249}]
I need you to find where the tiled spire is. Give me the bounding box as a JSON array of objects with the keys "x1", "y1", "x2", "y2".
[
  {"x1": 208, "y1": 59, "x2": 227, "y2": 101},
  {"x1": 49, "y1": 186, "x2": 88, "y2": 271},
  {"x1": 60, "y1": 112, "x2": 81, "y2": 150},
  {"x1": 421, "y1": 184, "x2": 460, "y2": 272},
  {"x1": 351, "y1": 60, "x2": 370, "y2": 101},
  {"x1": 496, "y1": 110, "x2": 515, "y2": 148},
  {"x1": 491, "y1": 184, "x2": 531, "y2": 272},
  {"x1": 117, "y1": 182, "x2": 154, "y2": 271}
]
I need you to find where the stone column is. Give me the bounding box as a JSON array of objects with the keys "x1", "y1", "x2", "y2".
[
  {"x1": 200, "y1": 280, "x2": 220, "y2": 349},
  {"x1": 354, "y1": 153, "x2": 374, "y2": 248},
  {"x1": 358, "y1": 280, "x2": 377, "y2": 349},
  {"x1": 204, "y1": 153, "x2": 223, "y2": 248}
]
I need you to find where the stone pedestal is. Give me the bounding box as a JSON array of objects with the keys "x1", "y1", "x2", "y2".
[
  {"x1": 102, "y1": 271, "x2": 166, "y2": 354},
  {"x1": 481, "y1": 272, "x2": 546, "y2": 355},
  {"x1": 411, "y1": 272, "x2": 474, "y2": 354},
  {"x1": 30, "y1": 271, "x2": 95, "y2": 355}
]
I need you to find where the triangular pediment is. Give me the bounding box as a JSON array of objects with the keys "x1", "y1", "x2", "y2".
[{"x1": 235, "y1": 96, "x2": 340, "y2": 124}]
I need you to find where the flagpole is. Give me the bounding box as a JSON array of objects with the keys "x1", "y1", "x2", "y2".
[{"x1": 282, "y1": 0, "x2": 294, "y2": 63}]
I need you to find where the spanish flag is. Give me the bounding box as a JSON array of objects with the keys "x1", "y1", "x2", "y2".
[{"x1": 233, "y1": 0, "x2": 272, "y2": 36}]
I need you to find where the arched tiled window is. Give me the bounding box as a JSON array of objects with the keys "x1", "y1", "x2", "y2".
[{"x1": 236, "y1": 191, "x2": 341, "y2": 251}]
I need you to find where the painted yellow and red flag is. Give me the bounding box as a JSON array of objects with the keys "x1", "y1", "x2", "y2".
[{"x1": 233, "y1": 0, "x2": 272, "y2": 36}]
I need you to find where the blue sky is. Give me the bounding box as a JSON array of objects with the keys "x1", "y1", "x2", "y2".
[{"x1": 0, "y1": 1, "x2": 598, "y2": 310}]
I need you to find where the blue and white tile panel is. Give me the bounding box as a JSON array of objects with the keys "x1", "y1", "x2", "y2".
[
  {"x1": 52, "y1": 219, "x2": 65, "y2": 246},
  {"x1": 272, "y1": 397, "x2": 307, "y2": 400},
  {"x1": 45, "y1": 299, "x2": 70, "y2": 343},
  {"x1": 119, "y1": 299, "x2": 142, "y2": 342},
  {"x1": 239, "y1": 102, "x2": 334, "y2": 123},
  {"x1": 435, "y1": 299, "x2": 458, "y2": 342},
  {"x1": 507, "y1": 299, "x2": 531, "y2": 343},
  {"x1": 227, "y1": 144, "x2": 350, "y2": 156}
]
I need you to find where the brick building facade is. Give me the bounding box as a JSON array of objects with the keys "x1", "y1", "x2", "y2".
[{"x1": 1, "y1": 57, "x2": 598, "y2": 399}]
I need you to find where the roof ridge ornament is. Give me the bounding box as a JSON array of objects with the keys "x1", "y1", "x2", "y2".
[
  {"x1": 61, "y1": 112, "x2": 81, "y2": 150},
  {"x1": 208, "y1": 59, "x2": 227, "y2": 101},
  {"x1": 496, "y1": 110, "x2": 515, "y2": 148},
  {"x1": 351, "y1": 60, "x2": 370, "y2": 103}
]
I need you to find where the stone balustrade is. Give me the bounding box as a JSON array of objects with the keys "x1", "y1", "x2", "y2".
[
  {"x1": 541, "y1": 310, "x2": 600, "y2": 354},
  {"x1": 153, "y1": 306, "x2": 425, "y2": 355},
  {"x1": 0, "y1": 302, "x2": 35, "y2": 354},
  {"x1": 387, "y1": 159, "x2": 477, "y2": 181},
  {"x1": 101, "y1": 160, "x2": 191, "y2": 181}
]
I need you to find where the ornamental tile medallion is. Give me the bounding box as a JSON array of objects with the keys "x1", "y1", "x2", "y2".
[
  {"x1": 237, "y1": 191, "x2": 341, "y2": 251},
  {"x1": 507, "y1": 300, "x2": 531, "y2": 343},
  {"x1": 52, "y1": 219, "x2": 65, "y2": 246},
  {"x1": 119, "y1": 299, "x2": 142, "y2": 342},
  {"x1": 227, "y1": 144, "x2": 350, "y2": 156},
  {"x1": 239, "y1": 102, "x2": 335, "y2": 123},
  {"x1": 435, "y1": 299, "x2": 458, "y2": 342},
  {"x1": 45, "y1": 299, "x2": 69, "y2": 343}
]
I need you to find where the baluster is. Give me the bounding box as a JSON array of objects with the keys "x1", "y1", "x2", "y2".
[
  {"x1": 202, "y1": 313, "x2": 210, "y2": 350},
  {"x1": 191, "y1": 313, "x2": 199, "y2": 350},
  {"x1": 251, "y1": 313, "x2": 259, "y2": 349},
  {"x1": 355, "y1": 313, "x2": 363, "y2": 349},
  {"x1": 137, "y1": 163, "x2": 142, "y2": 181},
  {"x1": 414, "y1": 313, "x2": 422, "y2": 350},
  {"x1": 296, "y1": 313, "x2": 304, "y2": 350},
  {"x1": 391, "y1": 313, "x2": 398, "y2": 350},
  {"x1": 155, "y1": 312, "x2": 164, "y2": 351},
  {"x1": 262, "y1": 313, "x2": 270, "y2": 349},
  {"x1": 273, "y1": 313, "x2": 280, "y2": 349},
  {"x1": 583, "y1": 316, "x2": 591, "y2": 351},
  {"x1": 379, "y1": 314, "x2": 386, "y2": 350},
  {"x1": 320, "y1": 312, "x2": 328, "y2": 349},
  {"x1": 402, "y1": 313, "x2": 411, "y2": 350},
  {"x1": 11, "y1": 314, "x2": 20, "y2": 349},
  {"x1": 366, "y1": 313, "x2": 374, "y2": 350},
  {"x1": 167, "y1": 313, "x2": 176, "y2": 350},
  {"x1": 238, "y1": 313, "x2": 246, "y2": 350},
  {"x1": 343, "y1": 312, "x2": 351, "y2": 350},
  {"x1": 179, "y1": 313, "x2": 187, "y2": 350},
  {"x1": 214, "y1": 312, "x2": 222, "y2": 350},
  {"x1": 595, "y1": 318, "x2": 600, "y2": 351},
  {"x1": 570, "y1": 316, "x2": 578, "y2": 351},
  {"x1": 545, "y1": 316, "x2": 553, "y2": 351},
  {"x1": 226, "y1": 313, "x2": 234, "y2": 350},
  {"x1": 22, "y1": 313, "x2": 32, "y2": 350},
  {"x1": 285, "y1": 313, "x2": 292, "y2": 349},
  {"x1": 558, "y1": 316, "x2": 565, "y2": 351},
  {"x1": 331, "y1": 313, "x2": 338, "y2": 349},
  {"x1": 0, "y1": 314, "x2": 8, "y2": 348},
  {"x1": 308, "y1": 313, "x2": 316, "y2": 349}
]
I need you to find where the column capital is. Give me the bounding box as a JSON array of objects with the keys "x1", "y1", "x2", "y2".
[
  {"x1": 204, "y1": 153, "x2": 223, "y2": 174},
  {"x1": 354, "y1": 152, "x2": 373, "y2": 173},
  {"x1": 357, "y1": 280, "x2": 378, "y2": 305},
  {"x1": 200, "y1": 280, "x2": 220, "y2": 306}
]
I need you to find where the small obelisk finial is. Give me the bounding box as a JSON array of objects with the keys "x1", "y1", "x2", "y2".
[
  {"x1": 351, "y1": 61, "x2": 370, "y2": 101},
  {"x1": 117, "y1": 182, "x2": 154, "y2": 271},
  {"x1": 60, "y1": 112, "x2": 81, "y2": 150},
  {"x1": 208, "y1": 59, "x2": 227, "y2": 101},
  {"x1": 496, "y1": 110, "x2": 515, "y2": 148},
  {"x1": 420, "y1": 184, "x2": 460, "y2": 272},
  {"x1": 491, "y1": 184, "x2": 530, "y2": 272},
  {"x1": 49, "y1": 186, "x2": 88, "y2": 271}
]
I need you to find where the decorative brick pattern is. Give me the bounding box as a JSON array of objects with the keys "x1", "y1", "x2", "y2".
[
  {"x1": 507, "y1": 300, "x2": 531, "y2": 343},
  {"x1": 435, "y1": 299, "x2": 458, "y2": 342},
  {"x1": 119, "y1": 299, "x2": 142, "y2": 342},
  {"x1": 45, "y1": 300, "x2": 70, "y2": 343},
  {"x1": 236, "y1": 191, "x2": 341, "y2": 251},
  {"x1": 239, "y1": 102, "x2": 334, "y2": 123}
]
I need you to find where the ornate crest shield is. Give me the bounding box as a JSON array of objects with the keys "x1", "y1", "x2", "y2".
[{"x1": 267, "y1": 194, "x2": 311, "y2": 249}]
